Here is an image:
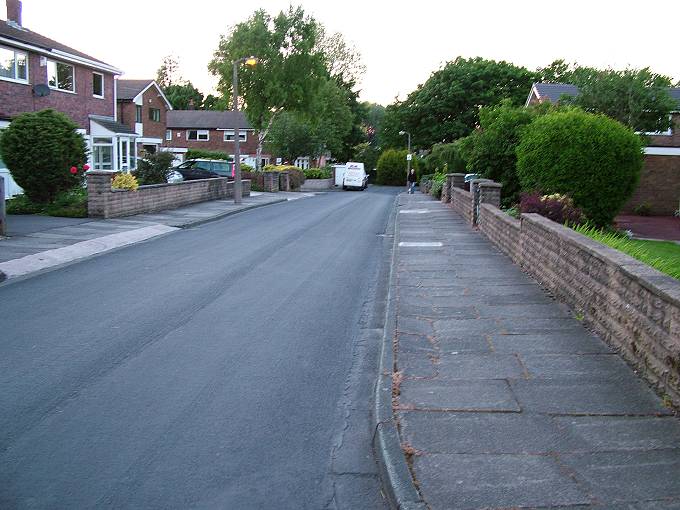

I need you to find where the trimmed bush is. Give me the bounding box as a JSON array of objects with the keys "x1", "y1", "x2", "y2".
[
  {"x1": 133, "y1": 152, "x2": 175, "y2": 185},
  {"x1": 112, "y1": 173, "x2": 139, "y2": 191},
  {"x1": 516, "y1": 109, "x2": 643, "y2": 227},
  {"x1": 185, "y1": 149, "x2": 230, "y2": 160},
  {"x1": 303, "y1": 167, "x2": 332, "y2": 179},
  {"x1": 376, "y1": 149, "x2": 416, "y2": 185},
  {"x1": 422, "y1": 141, "x2": 467, "y2": 176},
  {"x1": 0, "y1": 109, "x2": 87, "y2": 203}
]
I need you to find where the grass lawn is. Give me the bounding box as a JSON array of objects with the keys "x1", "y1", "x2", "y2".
[{"x1": 573, "y1": 224, "x2": 680, "y2": 280}]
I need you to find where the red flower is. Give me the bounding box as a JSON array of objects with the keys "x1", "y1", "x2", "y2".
[
  {"x1": 70, "y1": 166, "x2": 78, "y2": 174},
  {"x1": 83, "y1": 164, "x2": 90, "y2": 171}
]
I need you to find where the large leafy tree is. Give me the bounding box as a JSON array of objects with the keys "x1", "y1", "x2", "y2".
[
  {"x1": 209, "y1": 6, "x2": 327, "y2": 170},
  {"x1": 163, "y1": 82, "x2": 204, "y2": 110},
  {"x1": 380, "y1": 57, "x2": 537, "y2": 149},
  {"x1": 265, "y1": 112, "x2": 319, "y2": 163},
  {"x1": 568, "y1": 67, "x2": 676, "y2": 133}
]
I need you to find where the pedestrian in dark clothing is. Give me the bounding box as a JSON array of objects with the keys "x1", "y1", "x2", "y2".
[{"x1": 407, "y1": 169, "x2": 417, "y2": 194}]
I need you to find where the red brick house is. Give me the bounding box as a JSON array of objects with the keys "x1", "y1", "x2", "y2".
[
  {"x1": 0, "y1": 0, "x2": 137, "y2": 196},
  {"x1": 117, "y1": 79, "x2": 173, "y2": 162},
  {"x1": 163, "y1": 110, "x2": 270, "y2": 168},
  {"x1": 526, "y1": 82, "x2": 680, "y2": 215}
]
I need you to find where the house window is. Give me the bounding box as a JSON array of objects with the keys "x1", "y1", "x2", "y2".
[
  {"x1": 187, "y1": 130, "x2": 209, "y2": 141},
  {"x1": 149, "y1": 108, "x2": 161, "y2": 122},
  {"x1": 92, "y1": 137, "x2": 113, "y2": 170},
  {"x1": 47, "y1": 60, "x2": 75, "y2": 92},
  {"x1": 135, "y1": 105, "x2": 142, "y2": 123},
  {"x1": 92, "y1": 72, "x2": 104, "y2": 98},
  {"x1": 223, "y1": 130, "x2": 247, "y2": 142},
  {"x1": 166, "y1": 129, "x2": 172, "y2": 141},
  {"x1": 0, "y1": 45, "x2": 27, "y2": 82}
]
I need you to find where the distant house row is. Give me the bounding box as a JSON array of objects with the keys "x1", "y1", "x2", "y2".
[
  {"x1": 0, "y1": 0, "x2": 271, "y2": 197},
  {"x1": 526, "y1": 82, "x2": 680, "y2": 215}
]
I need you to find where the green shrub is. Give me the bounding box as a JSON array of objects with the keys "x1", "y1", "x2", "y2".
[
  {"x1": 422, "y1": 141, "x2": 467, "y2": 176},
  {"x1": 377, "y1": 149, "x2": 416, "y2": 185},
  {"x1": 0, "y1": 109, "x2": 87, "y2": 203},
  {"x1": 6, "y1": 188, "x2": 87, "y2": 217},
  {"x1": 633, "y1": 202, "x2": 652, "y2": 216},
  {"x1": 133, "y1": 152, "x2": 176, "y2": 185},
  {"x1": 185, "y1": 149, "x2": 230, "y2": 160},
  {"x1": 241, "y1": 163, "x2": 254, "y2": 173},
  {"x1": 516, "y1": 109, "x2": 643, "y2": 227},
  {"x1": 303, "y1": 167, "x2": 332, "y2": 179},
  {"x1": 458, "y1": 101, "x2": 546, "y2": 206},
  {"x1": 112, "y1": 173, "x2": 139, "y2": 190}
]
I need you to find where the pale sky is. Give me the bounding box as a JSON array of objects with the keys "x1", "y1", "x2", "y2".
[{"x1": 18, "y1": 0, "x2": 680, "y2": 105}]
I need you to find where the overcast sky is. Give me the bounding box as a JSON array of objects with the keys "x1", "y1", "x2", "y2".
[{"x1": 18, "y1": 0, "x2": 680, "y2": 105}]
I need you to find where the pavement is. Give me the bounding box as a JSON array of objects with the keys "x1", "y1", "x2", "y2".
[
  {"x1": 378, "y1": 192, "x2": 680, "y2": 509},
  {"x1": 616, "y1": 214, "x2": 680, "y2": 242},
  {"x1": 0, "y1": 191, "x2": 311, "y2": 281}
]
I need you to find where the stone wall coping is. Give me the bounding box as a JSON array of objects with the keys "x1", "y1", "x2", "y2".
[
  {"x1": 479, "y1": 181, "x2": 503, "y2": 189},
  {"x1": 480, "y1": 203, "x2": 520, "y2": 228},
  {"x1": 85, "y1": 170, "x2": 116, "y2": 176},
  {"x1": 522, "y1": 213, "x2": 680, "y2": 306},
  {"x1": 451, "y1": 173, "x2": 466, "y2": 177}
]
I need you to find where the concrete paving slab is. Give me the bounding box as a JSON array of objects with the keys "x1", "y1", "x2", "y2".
[
  {"x1": 413, "y1": 453, "x2": 589, "y2": 509},
  {"x1": 490, "y1": 333, "x2": 612, "y2": 354},
  {"x1": 521, "y1": 354, "x2": 634, "y2": 380},
  {"x1": 510, "y1": 379, "x2": 673, "y2": 415},
  {"x1": 396, "y1": 333, "x2": 436, "y2": 354},
  {"x1": 399, "y1": 412, "x2": 580, "y2": 454},
  {"x1": 398, "y1": 351, "x2": 438, "y2": 378},
  {"x1": 553, "y1": 416, "x2": 680, "y2": 451},
  {"x1": 561, "y1": 450, "x2": 680, "y2": 503},
  {"x1": 475, "y1": 303, "x2": 572, "y2": 319},
  {"x1": 435, "y1": 353, "x2": 525, "y2": 380},
  {"x1": 399, "y1": 379, "x2": 521, "y2": 411}
]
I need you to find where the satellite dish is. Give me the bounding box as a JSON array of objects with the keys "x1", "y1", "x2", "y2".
[{"x1": 33, "y1": 84, "x2": 51, "y2": 97}]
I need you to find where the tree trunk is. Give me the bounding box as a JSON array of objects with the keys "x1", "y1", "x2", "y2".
[{"x1": 256, "y1": 111, "x2": 280, "y2": 171}]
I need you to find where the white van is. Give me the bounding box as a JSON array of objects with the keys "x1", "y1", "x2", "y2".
[{"x1": 342, "y1": 162, "x2": 368, "y2": 191}]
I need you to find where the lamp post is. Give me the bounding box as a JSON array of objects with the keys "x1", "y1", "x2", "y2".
[
  {"x1": 232, "y1": 56, "x2": 258, "y2": 204},
  {"x1": 399, "y1": 130, "x2": 411, "y2": 183}
]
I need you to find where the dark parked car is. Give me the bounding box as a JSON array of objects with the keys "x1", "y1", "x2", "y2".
[{"x1": 173, "y1": 159, "x2": 233, "y2": 181}]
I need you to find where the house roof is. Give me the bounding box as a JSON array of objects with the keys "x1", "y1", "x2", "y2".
[
  {"x1": 532, "y1": 83, "x2": 580, "y2": 103},
  {"x1": 0, "y1": 19, "x2": 119, "y2": 73},
  {"x1": 529, "y1": 82, "x2": 680, "y2": 109},
  {"x1": 90, "y1": 116, "x2": 138, "y2": 135},
  {"x1": 117, "y1": 79, "x2": 155, "y2": 100},
  {"x1": 166, "y1": 110, "x2": 252, "y2": 130}
]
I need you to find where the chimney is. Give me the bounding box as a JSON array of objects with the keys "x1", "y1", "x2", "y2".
[{"x1": 6, "y1": 0, "x2": 22, "y2": 26}]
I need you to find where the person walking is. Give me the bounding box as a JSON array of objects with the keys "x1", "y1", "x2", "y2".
[{"x1": 407, "y1": 169, "x2": 417, "y2": 194}]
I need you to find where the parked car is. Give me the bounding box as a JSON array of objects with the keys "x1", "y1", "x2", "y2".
[
  {"x1": 173, "y1": 159, "x2": 233, "y2": 181},
  {"x1": 342, "y1": 162, "x2": 368, "y2": 190}
]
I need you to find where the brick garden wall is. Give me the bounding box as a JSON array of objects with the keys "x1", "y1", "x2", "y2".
[
  {"x1": 87, "y1": 171, "x2": 251, "y2": 218},
  {"x1": 477, "y1": 204, "x2": 680, "y2": 404},
  {"x1": 451, "y1": 188, "x2": 474, "y2": 224}
]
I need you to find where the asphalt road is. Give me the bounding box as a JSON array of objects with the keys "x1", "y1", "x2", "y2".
[{"x1": 0, "y1": 187, "x2": 398, "y2": 509}]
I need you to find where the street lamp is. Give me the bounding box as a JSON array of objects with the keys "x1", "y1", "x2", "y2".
[
  {"x1": 399, "y1": 130, "x2": 411, "y2": 182},
  {"x1": 232, "y1": 56, "x2": 258, "y2": 204}
]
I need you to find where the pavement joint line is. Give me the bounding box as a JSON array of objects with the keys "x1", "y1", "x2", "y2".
[{"x1": 398, "y1": 242, "x2": 443, "y2": 247}]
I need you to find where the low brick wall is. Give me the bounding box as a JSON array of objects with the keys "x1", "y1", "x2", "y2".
[
  {"x1": 451, "y1": 187, "x2": 474, "y2": 224},
  {"x1": 87, "y1": 171, "x2": 251, "y2": 218},
  {"x1": 478, "y1": 205, "x2": 680, "y2": 403},
  {"x1": 478, "y1": 204, "x2": 521, "y2": 262},
  {"x1": 300, "y1": 178, "x2": 333, "y2": 191}
]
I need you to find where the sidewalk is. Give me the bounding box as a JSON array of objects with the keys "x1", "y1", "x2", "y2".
[
  {"x1": 386, "y1": 193, "x2": 680, "y2": 509},
  {"x1": 0, "y1": 191, "x2": 311, "y2": 281}
]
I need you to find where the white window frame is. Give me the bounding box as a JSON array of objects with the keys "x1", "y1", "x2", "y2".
[
  {"x1": 166, "y1": 129, "x2": 172, "y2": 141},
  {"x1": 47, "y1": 59, "x2": 76, "y2": 93},
  {"x1": 187, "y1": 129, "x2": 209, "y2": 141},
  {"x1": 92, "y1": 137, "x2": 114, "y2": 170},
  {"x1": 0, "y1": 44, "x2": 28, "y2": 84},
  {"x1": 223, "y1": 129, "x2": 247, "y2": 142},
  {"x1": 149, "y1": 107, "x2": 161, "y2": 122},
  {"x1": 92, "y1": 71, "x2": 104, "y2": 98}
]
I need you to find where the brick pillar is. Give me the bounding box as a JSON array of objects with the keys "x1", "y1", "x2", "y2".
[
  {"x1": 279, "y1": 172, "x2": 291, "y2": 192},
  {"x1": 263, "y1": 172, "x2": 279, "y2": 192},
  {"x1": 242, "y1": 179, "x2": 251, "y2": 197},
  {"x1": 441, "y1": 174, "x2": 455, "y2": 203},
  {"x1": 479, "y1": 181, "x2": 503, "y2": 208},
  {"x1": 470, "y1": 178, "x2": 493, "y2": 226},
  {"x1": 86, "y1": 170, "x2": 114, "y2": 218}
]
